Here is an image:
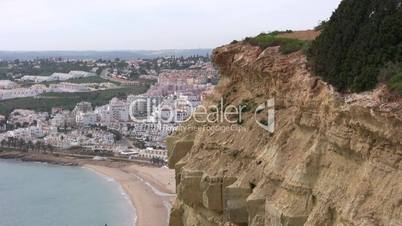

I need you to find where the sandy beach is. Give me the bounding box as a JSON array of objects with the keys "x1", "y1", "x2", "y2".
[
  {"x1": 86, "y1": 164, "x2": 176, "y2": 226},
  {"x1": 0, "y1": 151, "x2": 176, "y2": 226}
]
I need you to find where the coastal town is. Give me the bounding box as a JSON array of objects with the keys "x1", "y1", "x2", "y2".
[{"x1": 0, "y1": 56, "x2": 217, "y2": 164}]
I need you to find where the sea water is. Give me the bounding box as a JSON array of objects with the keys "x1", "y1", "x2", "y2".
[{"x1": 0, "y1": 160, "x2": 135, "y2": 226}]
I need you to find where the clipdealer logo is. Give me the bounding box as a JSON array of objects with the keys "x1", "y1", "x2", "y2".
[
  {"x1": 255, "y1": 98, "x2": 275, "y2": 133},
  {"x1": 128, "y1": 96, "x2": 275, "y2": 133}
]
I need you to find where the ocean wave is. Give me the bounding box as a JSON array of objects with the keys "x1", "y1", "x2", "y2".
[{"x1": 84, "y1": 167, "x2": 137, "y2": 226}]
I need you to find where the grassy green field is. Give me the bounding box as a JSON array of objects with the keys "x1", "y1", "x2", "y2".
[{"x1": 0, "y1": 85, "x2": 150, "y2": 116}]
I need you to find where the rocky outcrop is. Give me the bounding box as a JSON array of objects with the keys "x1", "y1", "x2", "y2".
[{"x1": 167, "y1": 42, "x2": 402, "y2": 226}]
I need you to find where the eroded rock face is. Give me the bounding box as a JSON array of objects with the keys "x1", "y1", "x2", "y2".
[{"x1": 168, "y1": 43, "x2": 402, "y2": 226}]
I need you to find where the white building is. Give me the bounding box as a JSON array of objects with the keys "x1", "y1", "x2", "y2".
[
  {"x1": 51, "y1": 73, "x2": 74, "y2": 81},
  {"x1": 108, "y1": 98, "x2": 129, "y2": 122},
  {"x1": 69, "y1": 71, "x2": 96, "y2": 78},
  {"x1": 0, "y1": 80, "x2": 18, "y2": 89},
  {"x1": 76, "y1": 112, "x2": 97, "y2": 127},
  {"x1": 4, "y1": 126, "x2": 44, "y2": 141},
  {"x1": 49, "y1": 83, "x2": 90, "y2": 93},
  {"x1": 8, "y1": 109, "x2": 48, "y2": 126},
  {"x1": 19, "y1": 75, "x2": 56, "y2": 83},
  {"x1": 51, "y1": 114, "x2": 66, "y2": 128},
  {"x1": 127, "y1": 95, "x2": 148, "y2": 116},
  {"x1": 0, "y1": 85, "x2": 47, "y2": 100},
  {"x1": 20, "y1": 71, "x2": 95, "y2": 83},
  {"x1": 28, "y1": 126, "x2": 44, "y2": 138},
  {"x1": 94, "y1": 105, "x2": 112, "y2": 124},
  {"x1": 74, "y1": 102, "x2": 93, "y2": 113},
  {"x1": 138, "y1": 147, "x2": 167, "y2": 161}
]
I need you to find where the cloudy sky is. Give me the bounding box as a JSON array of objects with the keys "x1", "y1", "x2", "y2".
[{"x1": 0, "y1": 0, "x2": 341, "y2": 51}]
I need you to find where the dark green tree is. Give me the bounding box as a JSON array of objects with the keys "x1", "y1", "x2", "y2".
[{"x1": 308, "y1": 0, "x2": 402, "y2": 92}]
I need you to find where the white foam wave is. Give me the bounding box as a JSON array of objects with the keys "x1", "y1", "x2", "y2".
[{"x1": 132, "y1": 174, "x2": 176, "y2": 197}]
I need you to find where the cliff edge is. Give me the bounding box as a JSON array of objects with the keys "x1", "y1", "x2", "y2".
[{"x1": 167, "y1": 42, "x2": 402, "y2": 226}]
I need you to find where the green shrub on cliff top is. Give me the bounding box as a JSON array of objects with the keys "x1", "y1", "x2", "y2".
[
  {"x1": 245, "y1": 33, "x2": 308, "y2": 55},
  {"x1": 388, "y1": 72, "x2": 402, "y2": 93},
  {"x1": 308, "y1": 0, "x2": 402, "y2": 93}
]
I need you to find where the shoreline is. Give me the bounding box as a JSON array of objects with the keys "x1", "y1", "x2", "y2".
[
  {"x1": 86, "y1": 164, "x2": 175, "y2": 226},
  {"x1": 84, "y1": 166, "x2": 139, "y2": 226},
  {"x1": 0, "y1": 151, "x2": 175, "y2": 226}
]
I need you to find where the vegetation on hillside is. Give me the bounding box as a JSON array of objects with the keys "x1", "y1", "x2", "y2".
[
  {"x1": 244, "y1": 31, "x2": 310, "y2": 55},
  {"x1": 0, "y1": 85, "x2": 149, "y2": 116},
  {"x1": 2, "y1": 59, "x2": 93, "y2": 77},
  {"x1": 41, "y1": 75, "x2": 113, "y2": 85},
  {"x1": 388, "y1": 71, "x2": 402, "y2": 93},
  {"x1": 314, "y1": 20, "x2": 329, "y2": 31},
  {"x1": 308, "y1": 0, "x2": 402, "y2": 93}
]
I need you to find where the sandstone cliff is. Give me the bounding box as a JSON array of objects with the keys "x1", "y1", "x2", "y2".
[{"x1": 167, "y1": 42, "x2": 402, "y2": 226}]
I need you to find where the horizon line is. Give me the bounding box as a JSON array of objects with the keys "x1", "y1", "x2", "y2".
[{"x1": 0, "y1": 48, "x2": 214, "y2": 52}]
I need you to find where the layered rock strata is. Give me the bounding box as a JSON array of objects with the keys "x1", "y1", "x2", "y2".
[{"x1": 168, "y1": 43, "x2": 402, "y2": 226}]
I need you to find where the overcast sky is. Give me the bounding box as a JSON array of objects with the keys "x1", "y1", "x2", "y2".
[{"x1": 0, "y1": 0, "x2": 342, "y2": 51}]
